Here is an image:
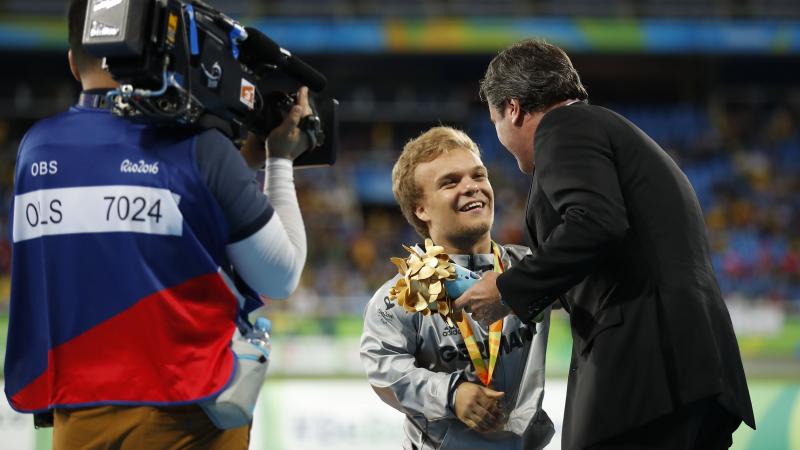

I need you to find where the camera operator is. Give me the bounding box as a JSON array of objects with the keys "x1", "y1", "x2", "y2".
[{"x1": 3, "y1": 0, "x2": 309, "y2": 448}]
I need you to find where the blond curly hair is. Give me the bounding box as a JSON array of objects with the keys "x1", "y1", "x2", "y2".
[{"x1": 392, "y1": 126, "x2": 482, "y2": 237}]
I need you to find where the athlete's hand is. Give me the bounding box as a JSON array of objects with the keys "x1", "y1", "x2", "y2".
[{"x1": 454, "y1": 382, "x2": 505, "y2": 433}]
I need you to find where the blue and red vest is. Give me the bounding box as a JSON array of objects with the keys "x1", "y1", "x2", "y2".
[{"x1": 5, "y1": 104, "x2": 240, "y2": 412}]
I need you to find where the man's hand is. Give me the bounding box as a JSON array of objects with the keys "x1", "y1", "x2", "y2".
[
  {"x1": 454, "y1": 382, "x2": 506, "y2": 433},
  {"x1": 239, "y1": 86, "x2": 313, "y2": 168},
  {"x1": 267, "y1": 86, "x2": 313, "y2": 160},
  {"x1": 453, "y1": 271, "x2": 511, "y2": 327}
]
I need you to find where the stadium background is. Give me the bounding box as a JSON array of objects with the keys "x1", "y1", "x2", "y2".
[{"x1": 0, "y1": 0, "x2": 799, "y2": 448}]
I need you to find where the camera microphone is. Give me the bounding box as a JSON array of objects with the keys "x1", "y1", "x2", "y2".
[{"x1": 240, "y1": 27, "x2": 327, "y2": 92}]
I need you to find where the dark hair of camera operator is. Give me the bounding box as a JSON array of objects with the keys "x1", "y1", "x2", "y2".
[{"x1": 3, "y1": 0, "x2": 311, "y2": 448}]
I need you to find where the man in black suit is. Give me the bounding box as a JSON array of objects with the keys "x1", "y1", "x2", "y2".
[{"x1": 453, "y1": 39, "x2": 755, "y2": 450}]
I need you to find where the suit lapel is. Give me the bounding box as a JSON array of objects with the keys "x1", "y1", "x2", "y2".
[{"x1": 524, "y1": 173, "x2": 539, "y2": 249}]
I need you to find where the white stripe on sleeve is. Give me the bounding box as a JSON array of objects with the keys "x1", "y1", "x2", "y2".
[{"x1": 226, "y1": 158, "x2": 306, "y2": 299}]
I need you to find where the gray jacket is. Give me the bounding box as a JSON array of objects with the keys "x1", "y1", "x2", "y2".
[{"x1": 360, "y1": 244, "x2": 554, "y2": 450}]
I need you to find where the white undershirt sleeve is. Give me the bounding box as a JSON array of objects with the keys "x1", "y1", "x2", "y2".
[{"x1": 226, "y1": 158, "x2": 307, "y2": 299}]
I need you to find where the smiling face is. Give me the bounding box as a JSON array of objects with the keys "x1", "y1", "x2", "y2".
[
  {"x1": 488, "y1": 100, "x2": 542, "y2": 175},
  {"x1": 413, "y1": 147, "x2": 494, "y2": 254}
]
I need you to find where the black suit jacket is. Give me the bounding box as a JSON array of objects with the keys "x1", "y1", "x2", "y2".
[{"x1": 497, "y1": 102, "x2": 755, "y2": 449}]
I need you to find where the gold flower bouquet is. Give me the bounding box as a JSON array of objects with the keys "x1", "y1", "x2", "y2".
[{"x1": 388, "y1": 239, "x2": 461, "y2": 323}]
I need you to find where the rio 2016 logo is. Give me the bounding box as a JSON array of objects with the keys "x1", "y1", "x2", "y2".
[{"x1": 120, "y1": 159, "x2": 159, "y2": 175}]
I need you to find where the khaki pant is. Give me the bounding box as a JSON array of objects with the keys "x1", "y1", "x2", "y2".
[{"x1": 53, "y1": 405, "x2": 250, "y2": 450}]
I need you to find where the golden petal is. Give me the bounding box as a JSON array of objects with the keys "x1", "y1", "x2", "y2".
[
  {"x1": 390, "y1": 257, "x2": 409, "y2": 274},
  {"x1": 423, "y1": 256, "x2": 439, "y2": 268},
  {"x1": 403, "y1": 244, "x2": 422, "y2": 258},
  {"x1": 428, "y1": 245, "x2": 445, "y2": 256},
  {"x1": 409, "y1": 261, "x2": 424, "y2": 275},
  {"x1": 421, "y1": 307, "x2": 431, "y2": 316},
  {"x1": 424, "y1": 238, "x2": 434, "y2": 251},
  {"x1": 428, "y1": 282, "x2": 442, "y2": 296},
  {"x1": 415, "y1": 293, "x2": 428, "y2": 311},
  {"x1": 436, "y1": 267, "x2": 451, "y2": 278},
  {"x1": 418, "y1": 265, "x2": 435, "y2": 279},
  {"x1": 397, "y1": 288, "x2": 407, "y2": 306},
  {"x1": 438, "y1": 300, "x2": 450, "y2": 316}
]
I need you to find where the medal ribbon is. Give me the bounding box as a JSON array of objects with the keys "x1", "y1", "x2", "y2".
[{"x1": 454, "y1": 242, "x2": 505, "y2": 386}]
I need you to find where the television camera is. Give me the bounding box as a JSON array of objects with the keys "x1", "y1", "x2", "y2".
[{"x1": 82, "y1": 0, "x2": 338, "y2": 167}]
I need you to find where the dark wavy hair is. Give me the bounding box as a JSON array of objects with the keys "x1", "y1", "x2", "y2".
[{"x1": 479, "y1": 39, "x2": 588, "y2": 114}]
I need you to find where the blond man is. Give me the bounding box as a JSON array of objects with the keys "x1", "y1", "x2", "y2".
[{"x1": 360, "y1": 126, "x2": 553, "y2": 450}]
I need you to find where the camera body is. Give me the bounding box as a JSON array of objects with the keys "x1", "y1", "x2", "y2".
[{"x1": 82, "y1": 0, "x2": 337, "y2": 167}]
